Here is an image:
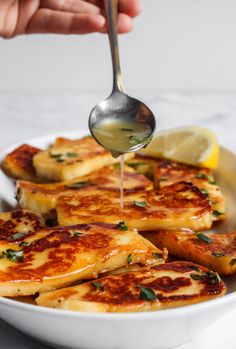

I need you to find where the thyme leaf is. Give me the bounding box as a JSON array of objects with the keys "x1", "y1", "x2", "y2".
[
  {"x1": 65, "y1": 181, "x2": 92, "y2": 189},
  {"x1": 134, "y1": 201, "x2": 147, "y2": 208},
  {"x1": 196, "y1": 232, "x2": 212, "y2": 244},
  {"x1": 1, "y1": 249, "x2": 24, "y2": 262},
  {"x1": 10, "y1": 232, "x2": 26, "y2": 240},
  {"x1": 212, "y1": 210, "x2": 223, "y2": 217},
  {"x1": 200, "y1": 188, "x2": 209, "y2": 197},
  {"x1": 127, "y1": 254, "x2": 133, "y2": 264},
  {"x1": 212, "y1": 252, "x2": 225, "y2": 257},
  {"x1": 91, "y1": 281, "x2": 104, "y2": 291},
  {"x1": 120, "y1": 128, "x2": 133, "y2": 131},
  {"x1": 116, "y1": 221, "x2": 128, "y2": 231},
  {"x1": 138, "y1": 285, "x2": 157, "y2": 301},
  {"x1": 195, "y1": 173, "x2": 209, "y2": 179},
  {"x1": 230, "y1": 258, "x2": 236, "y2": 266},
  {"x1": 129, "y1": 135, "x2": 142, "y2": 146}
]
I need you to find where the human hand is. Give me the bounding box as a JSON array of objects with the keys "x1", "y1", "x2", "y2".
[{"x1": 0, "y1": 0, "x2": 141, "y2": 38}]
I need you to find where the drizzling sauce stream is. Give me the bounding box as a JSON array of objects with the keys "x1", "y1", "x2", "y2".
[
  {"x1": 120, "y1": 154, "x2": 125, "y2": 209},
  {"x1": 92, "y1": 119, "x2": 152, "y2": 208}
]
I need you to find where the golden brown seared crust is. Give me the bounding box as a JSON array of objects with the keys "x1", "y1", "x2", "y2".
[
  {"x1": 36, "y1": 261, "x2": 226, "y2": 313},
  {"x1": 0, "y1": 209, "x2": 44, "y2": 241},
  {"x1": 33, "y1": 136, "x2": 134, "y2": 181},
  {"x1": 1, "y1": 144, "x2": 41, "y2": 181},
  {"x1": 154, "y1": 159, "x2": 225, "y2": 221},
  {"x1": 143, "y1": 229, "x2": 236, "y2": 275},
  {"x1": 17, "y1": 165, "x2": 153, "y2": 215},
  {"x1": 0, "y1": 223, "x2": 163, "y2": 297},
  {"x1": 154, "y1": 159, "x2": 212, "y2": 186},
  {"x1": 53, "y1": 137, "x2": 74, "y2": 146},
  {"x1": 56, "y1": 182, "x2": 213, "y2": 231}
]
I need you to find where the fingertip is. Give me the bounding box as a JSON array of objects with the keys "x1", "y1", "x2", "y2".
[
  {"x1": 81, "y1": 14, "x2": 106, "y2": 33},
  {"x1": 98, "y1": 13, "x2": 134, "y2": 35},
  {"x1": 117, "y1": 14, "x2": 133, "y2": 34},
  {"x1": 119, "y1": 0, "x2": 142, "y2": 18},
  {"x1": 130, "y1": 1, "x2": 142, "y2": 18},
  {"x1": 94, "y1": 14, "x2": 106, "y2": 30}
]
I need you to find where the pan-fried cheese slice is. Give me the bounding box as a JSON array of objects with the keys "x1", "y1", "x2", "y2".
[
  {"x1": 143, "y1": 229, "x2": 236, "y2": 275},
  {"x1": 17, "y1": 165, "x2": 153, "y2": 215},
  {"x1": 0, "y1": 223, "x2": 163, "y2": 297},
  {"x1": 33, "y1": 136, "x2": 134, "y2": 181},
  {"x1": 154, "y1": 159, "x2": 225, "y2": 221},
  {"x1": 1, "y1": 144, "x2": 41, "y2": 182},
  {"x1": 56, "y1": 182, "x2": 213, "y2": 231},
  {"x1": 36, "y1": 261, "x2": 226, "y2": 312},
  {"x1": 0, "y1": 209, "x2": 44, "y2": 241}
]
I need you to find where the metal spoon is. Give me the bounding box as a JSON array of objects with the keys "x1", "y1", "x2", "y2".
[{"x1": 89, "y1": 0, "x2": 156, "y2": 157}]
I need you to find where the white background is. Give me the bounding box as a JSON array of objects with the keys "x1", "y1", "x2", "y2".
[{"x1": 0, "y1": 0, "x2": 236, "y2": 92}]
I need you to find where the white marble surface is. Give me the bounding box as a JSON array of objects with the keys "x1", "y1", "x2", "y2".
[{"x1": 0, "y1": 90, "x2": 236, "y2": 349}]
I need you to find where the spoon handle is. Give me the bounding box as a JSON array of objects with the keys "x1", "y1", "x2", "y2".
[{"x1": 104, "y1": 0, "x2": 125, "y2": 93}]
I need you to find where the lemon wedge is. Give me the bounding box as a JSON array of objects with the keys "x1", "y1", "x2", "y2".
[{"x1": 139, "y1": 126, "x2": 219, "y2": 169}]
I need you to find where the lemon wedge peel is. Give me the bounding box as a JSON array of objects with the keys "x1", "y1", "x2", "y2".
[{"x1": 139, "y1": 126, "x2": 219, "y2": 170}]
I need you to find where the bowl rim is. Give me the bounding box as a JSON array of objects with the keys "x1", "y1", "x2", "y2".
[
  {"x1": 0, "y1": 291, "x2": 236, "y2": 320},
  {"x1": 0, "y1": 130, "x2": 235, "y2": 320}
]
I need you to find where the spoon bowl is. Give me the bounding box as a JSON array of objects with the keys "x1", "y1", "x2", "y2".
[
  {"x1": 89, "y1": 91, "x2": 156, "y2": 156},
  {"x1": 88, "y1": 0, "x2": 156, "y2": 156}
]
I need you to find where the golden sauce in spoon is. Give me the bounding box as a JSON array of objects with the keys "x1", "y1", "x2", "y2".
[{"x1": 92, "y1": 119, "x2": 152, "y2": 157}]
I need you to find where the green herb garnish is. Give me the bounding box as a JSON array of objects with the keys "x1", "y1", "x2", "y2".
[
  {"x1": 116, "y1": 221, "x2": 128, "y2": 231},
  {"x1": 209, "y1": 181, "x2": 217, "y2": 185},
  {"x1": 196, "y1": 232, "x2": 212, "y2": 244},
  {"x1": 127, "y1": 254, "x2": 132, "y2": 264},
  {"x1": 50, "y1": 153, "x2": 62, "y2": 158},
  {"x1": 3, "y1": 249, "x2": 24, "y2": 262},
  {"x1": 65, "y1": 181, "x2": 91, "y2": 189},
  {"x1": 190, "y1": 270, "x2": 221, "y2": 284},
  {"x1": 134, "y1": 201, "x2": 147, "y2": 208},
  {"x1": 212, "y1": 210, "x2": 223, "y2": 217},
  {"x1": 205, "y1": 271, "x2": 221, "y2": 284},
  {"x1": 212, "y1": 272, "x2": 221, "y2": 284},
  {"x1": 65, "y1": 152, "x2": 78, "y2": 158},
  {"x1": 10, "y1": 232, "x2": 26, "y2": 240},
  {"x1": 73, "y1": 232, "x2": 84, "y2": 237},
  {"x1": 153, "y1": 252, "x2": 163, "y2": 259},
  {"x1": 128, "y1": 162, "x2": 147, "y2": 170},
  {"x1": 129, "y1": 135, "x2": 142, "y2": 146},
  {"x1": 195, "y1": 173, "x2": 209, "y2": 179},
  {"x1": 19, "y1": 241, "x2": 30, "y2": 247},
  {"x1": 230, "y1": 258, "x2": 236, "y2": 266},
  {"x1": 200, "y1": 188, "x2": 209, "y2": 197},
  {"x1": 120, "y1": 128, "x2": 133, "y2": 132},
  {"x1": 159, "y1": 177, "x2": 169, "y2": 181},
  {"x1": 190, "y1": 273, "x2": 204, "y2": 281},
  {"x1": 56, "y1": 158, "x2": 65, "y2": 163},
  {"x1": 212, "y1": 252, "x2": 225, "y2": 257},
  {"x1": 138, "y1": 285, "x2": 157, "y2": 301},
  {"x1": 91, "y1": 281, "x2": 104, "y2": 291}
]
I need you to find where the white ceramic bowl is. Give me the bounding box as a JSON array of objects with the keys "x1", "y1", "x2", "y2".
[
  {"x1": 0, "y1": 294, "x2": 236, "y2": 349},
  {"x1": 0, "y1": 131, "x2": 236, "y2": 349}
]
